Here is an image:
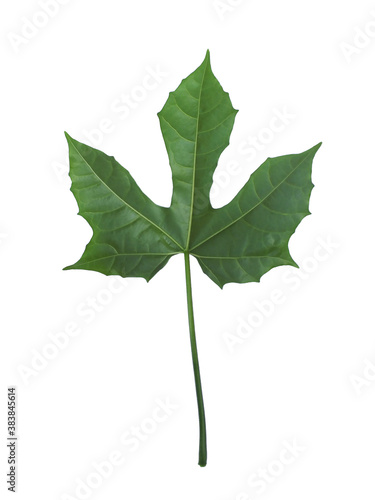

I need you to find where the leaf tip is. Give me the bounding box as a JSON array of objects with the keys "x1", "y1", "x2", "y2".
[
  {"x1": 312, "y1": 142, "x2": 322, "y2": 154},
  {"x1": 63, "y1": 260, "x2": 81, "y2": 271},
  {"x1": 289, "y1": 258, "x2": 299, "y2": 269},
  {"x1": 203, "y1": 49, "x2": 211, "y2": 69}
]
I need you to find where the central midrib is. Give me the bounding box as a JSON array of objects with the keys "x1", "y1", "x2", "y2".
[{"x1": 185, "y1": 58, "x2": 209, "y2": 251}]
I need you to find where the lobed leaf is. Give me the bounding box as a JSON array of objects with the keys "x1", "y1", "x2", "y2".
[{"x1": 65, "y1": 51, "x2": 321, "y2": 288}]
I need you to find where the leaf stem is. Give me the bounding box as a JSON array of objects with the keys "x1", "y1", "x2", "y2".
[{"x1": 184, "y1": 252, "x2": 207, "y2": 467}]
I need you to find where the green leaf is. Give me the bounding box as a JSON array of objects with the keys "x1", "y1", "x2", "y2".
[
  {"x1": 189, "y1": 145, "x2": 320, "y2": 287},
  {"x1": 64, "y1": 50, "x2": 321, "y2": 466},
  {"x1": 65, "y1": 51, "x2": 320, "y2": 285},
  {"x1": 64, "y1": 133, "x2": 182, "y2": 281}
]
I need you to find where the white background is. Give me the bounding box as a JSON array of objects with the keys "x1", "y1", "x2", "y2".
[{"x1": 1, "y1": 0, "x2": 375, "y2": 499}]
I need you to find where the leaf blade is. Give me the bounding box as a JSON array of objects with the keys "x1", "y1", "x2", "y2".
[
  {"x1": 189, "y1": 144, "x2": 321, "y2": 287},
  {"x1": 158, "y1": 50, "x2": 238, "y2": 249},
  {"x1": 64, "y1": 53, "x2": 321, "y2": 288},
  {"x1": 64, "y1": 133, "x2": 181, "y2": 280}
]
